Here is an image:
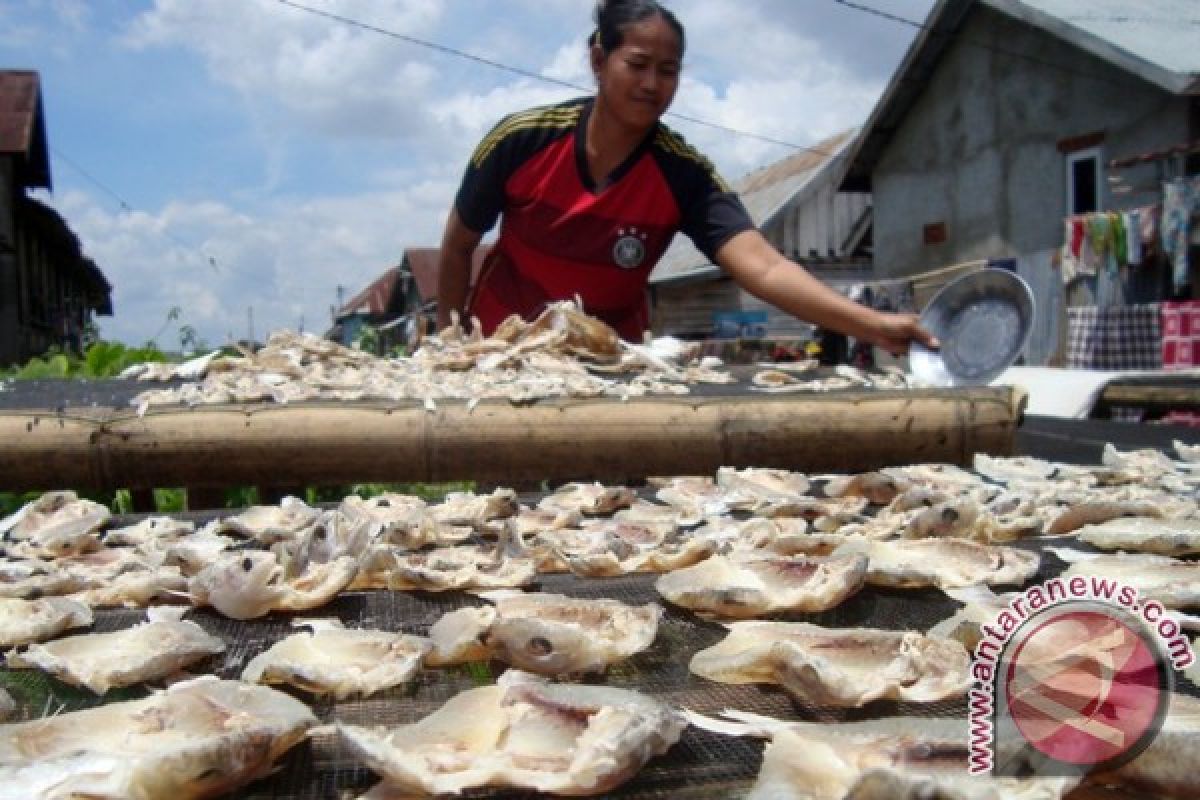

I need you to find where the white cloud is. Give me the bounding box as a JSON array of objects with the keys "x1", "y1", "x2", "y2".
[
  {"x1": 42, "y1": 182, "x2": 455, "y2": 349},
  {"x1": 123, "y1": 0, "x2": 446, "y2": 140}
]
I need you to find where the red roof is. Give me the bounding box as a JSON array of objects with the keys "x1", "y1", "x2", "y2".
[
  {"x1": 337, "y1": 266, "x2": 401, "y2": 317},
  {"x1": 338, "y1": 245, "x2": 493, "y2": 318},
  {"x1": 0, "y1": 70, "x2": 50, "y2": 189}
]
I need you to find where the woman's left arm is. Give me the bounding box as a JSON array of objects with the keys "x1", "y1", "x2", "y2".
[{"x1": 714, "y1": 230, "x2": 938, "y2": 355}]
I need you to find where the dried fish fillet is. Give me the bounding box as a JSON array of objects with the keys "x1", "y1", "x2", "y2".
[
  {"x1": 655, "y1": 551, "x2": 867, "y2": 618},
  {"x1": 1049, "y1": 548, "x2": 1200, "y2": 609},
  {"x1": 972, "y1": 454, "x2": 1061, "y2": 486},
  {"x1": 1175, "y1": 439, "x2": 1200, "y2": 463},
  {"x1": 928, "y1": 584, "x2": 1015, "y2": 650},
  {"x1": 520, "y1": 519, "x2": 711, "y2": 577},
  {"x1": 822, "y1": 470, "x2": 912, "y2": 504},
  {"x1": 103, "y1": 516, "x2": 196, "y2": 546},
  {"x1": 6, "y1": 607, "x2": 224, "y2": 693},
  {"x1": 653, "y1": 476, "x2": 757, "y2": 521},
  {"x1": 0, "y1": 596, "x2": 92, "y2": 648},
  {"x1": 1, "y1": 493, "x2": 107, "y2": 560},
  {"x1": 338, "y1": 670, "x2": 685, "y2": 796},
  {"x1": 339, "y1": 493, "x2": 462, "y2": 549},
  {"x1": 1076, "y1": 517, "x2": 1200, "y2": 556},
  {"x1": 189, "y1": 550, "x2": 358, "y2": 620},
  {"x1": 686, "y1": 710, "x2": 1079, "y2": 799},
  {"x1": 68, "y1": 565, "x2": 188, "y2": 609},
  {"x1": 209, "y1": 496, "x2": 321, "y2": 544},
  {"x1": 242, "y1": 619, "x2": 430, "y2": 699},
  {"x1": 1091, "y1": 692, "x2": 1200, "y2": 798},
  {"x1": 690, "y1": 621, "x2": 969, "y2": 706},
  {"x1": 427, "y1": 590, "x2": 660, "y2": 674},
  {"x1": 1044, "y1": 501, "x2": 1163, "y2": 535},
  {"x1": 359, "y1": 526, "x2": 536, "y2": 592},
  {"x1": 0, "y1": 491, "x2": 110, "y2": 546},
  {"x1": 0, "y1": 676, "x2": 315, "y2": 800},
  {"x1": 536, "y1": 482, "x2": 636, "y2": 516},
  {"x1": 835, "y1": 535, "x2": 1040, "y2": 589},
  {"x1": 716, "y1": 467, "x2": 812, "y2": 510},
  {"x1": 0, "y1": 559, "x2": 85, "y2": 599},
  {"x1": 431, "y1": 488, "x2": 519, "y2": 528}
]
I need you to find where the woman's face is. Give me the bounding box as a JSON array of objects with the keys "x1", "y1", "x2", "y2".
[{"x1": 593, "y1": 14, "x2": 682, "y2": 131}]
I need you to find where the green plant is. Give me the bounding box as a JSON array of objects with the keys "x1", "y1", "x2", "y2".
[{"x1": 353, "y1": 323, "x2": 380, "y2": 354}]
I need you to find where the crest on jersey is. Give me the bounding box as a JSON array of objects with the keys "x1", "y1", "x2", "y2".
[{"x1": 612, "y1": 227, "x2": 648, "y2": 269}]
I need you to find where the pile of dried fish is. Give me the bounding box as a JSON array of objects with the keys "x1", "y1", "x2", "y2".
[
  {"x1": 121, "y1": 302, "x2": 923, "y2": 415},
  {"x1": 124, "y1": 300, "x2": 736, "y2": 414}
]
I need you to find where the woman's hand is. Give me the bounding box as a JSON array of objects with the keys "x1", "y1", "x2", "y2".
[{"x1": 859, "y1": 311, "x2": 939, "y2": 356}]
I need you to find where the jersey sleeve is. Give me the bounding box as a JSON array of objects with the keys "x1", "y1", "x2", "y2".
[
  {"x1": 454, "y1": 115, "x2": 516, "y2": 234},
  {"x1": 654, "y1": 130, "x2": 756, "y2": 263},
  {"x1": 680, "y1": 180, "x2": 756, "y2": 263},
  {"x1": 454, "y1": 100, "x2": 585, "y2": 235}
]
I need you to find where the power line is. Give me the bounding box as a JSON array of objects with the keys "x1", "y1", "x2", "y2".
[
  {"x1": 50, "y1": 147, "x2": 221, "y2": 273},
  {"x1": 50, "y1": 148, "x2": 134, "y2": 213},
  {"x1": 831, "y1": 0, "x2": 1155, "y2": 89},
  {"x1": 268, "y1": 0, "x2": 836, "y2": 157},
  {"x1": 832, "y1": 0, "x2": 922, "y2": 29}
]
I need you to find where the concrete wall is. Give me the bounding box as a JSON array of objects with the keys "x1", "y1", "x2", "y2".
[
  {"x1": 872, "y1": 5, "x2": 1192, "y2": 278},
  {"x1": 0, "y1": 160, "x2": 18, "y2": 365}
]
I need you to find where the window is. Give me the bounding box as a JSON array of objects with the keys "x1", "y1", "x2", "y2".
[{"x1": 1066, "y1": 146, "x2": 1102, "y2": 215}]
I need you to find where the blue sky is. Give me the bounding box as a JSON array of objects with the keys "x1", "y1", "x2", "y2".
[{"x1": 2, "y1": 0, "x2": 934, "y2": 349}]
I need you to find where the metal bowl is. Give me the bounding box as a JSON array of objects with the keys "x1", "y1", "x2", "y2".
[{"x1": 909, "y1": 268, "x2": 1035, "y2": 387}]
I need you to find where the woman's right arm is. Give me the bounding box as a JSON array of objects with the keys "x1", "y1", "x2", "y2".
[{"x1": 435, "y1": 208, "x2": 484, "y2": 331}]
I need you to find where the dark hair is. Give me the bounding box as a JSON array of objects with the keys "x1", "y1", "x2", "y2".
[{"x1": 589, "y1": 0, "x2": 685, "y2": 57}]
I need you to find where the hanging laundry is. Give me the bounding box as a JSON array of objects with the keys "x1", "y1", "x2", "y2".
[
  {"x1": 1110, "y1": 212, "x2": 1127, "y2": 269},
  {"x1": 1161, "y1": 178, "x2": 1200, "y2": 294},
  {"x1": 1125, "y1": 209, "x2": 1142, "y2": 265},
  {"x1": 1060, "y1": 219, "x2": 1080, "y2": 284},
  {"x1": 1058, "y1": 203, "x2": 1159, "y2": 287}
]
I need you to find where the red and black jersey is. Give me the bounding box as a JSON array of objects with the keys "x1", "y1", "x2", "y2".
[{"x1": 455, "y1": 96, "x2": 754, "y2": 341}]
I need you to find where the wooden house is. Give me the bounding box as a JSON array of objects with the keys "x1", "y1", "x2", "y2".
[
  {"x1": 0, "y1": 70, "x2": 112, "y2": 366},
  {"x1": 330, "y1": 246, "x2": 489, "y2": 351}
]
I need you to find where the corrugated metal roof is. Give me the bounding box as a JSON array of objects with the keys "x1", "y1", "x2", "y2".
[
  {"x1": 0, "y1": 70, "x2": 50, "y2": 189},
  {"x1": 1007, "y1": 0, "x2": 1200, "y2": 87},
  {"x1": 842, "y1": 0, "x2": 1200, "y2": 191},
  {"x1": 996, "y1": 0, "x2": 1200, "y2": 92},
  {"x1": 649, "y1": 128, "x2": 859, "y2": 284}
]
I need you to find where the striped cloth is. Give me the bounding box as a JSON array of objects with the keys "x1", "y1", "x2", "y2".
[{"x1": 1066, "y1": 304, "x2": 1162, "y2": 371}]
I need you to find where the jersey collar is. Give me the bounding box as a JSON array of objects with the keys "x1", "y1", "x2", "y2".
[{"x1": 574, "y1": 96, "x2": 659, "y2": 194}]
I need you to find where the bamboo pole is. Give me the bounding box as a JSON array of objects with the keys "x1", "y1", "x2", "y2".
[{"x1": 0, "y1": 387, "x2": 1026, "y2": 491}]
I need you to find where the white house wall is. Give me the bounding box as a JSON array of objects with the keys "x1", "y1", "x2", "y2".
[
  {"x1": 763, "y1": 186, "x2": 871, "y2": 261},
  {"x1": 872, "y1": 5, "x2": 1192, "y2": 279}
]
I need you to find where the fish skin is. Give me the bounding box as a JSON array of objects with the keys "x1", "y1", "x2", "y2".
[
  {"x1": 337, "y1": 670, "x2": 684, "y2": 796},
  {"x1": 0, "y1": 677, "x2": 315, "y2": 800}
]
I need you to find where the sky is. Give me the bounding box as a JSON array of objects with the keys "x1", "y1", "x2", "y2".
[{"x1": 2, "y1": 0, "x2": 937, "y2": 350}]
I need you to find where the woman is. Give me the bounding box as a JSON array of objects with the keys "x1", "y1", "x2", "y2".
[{"x1": 436, "y1": 0, "x2": 936, "y2": 355}]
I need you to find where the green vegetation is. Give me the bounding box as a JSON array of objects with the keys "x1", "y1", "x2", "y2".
[{"x1": 0, "y1": 340, "x2": 170, "y2": 381}]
